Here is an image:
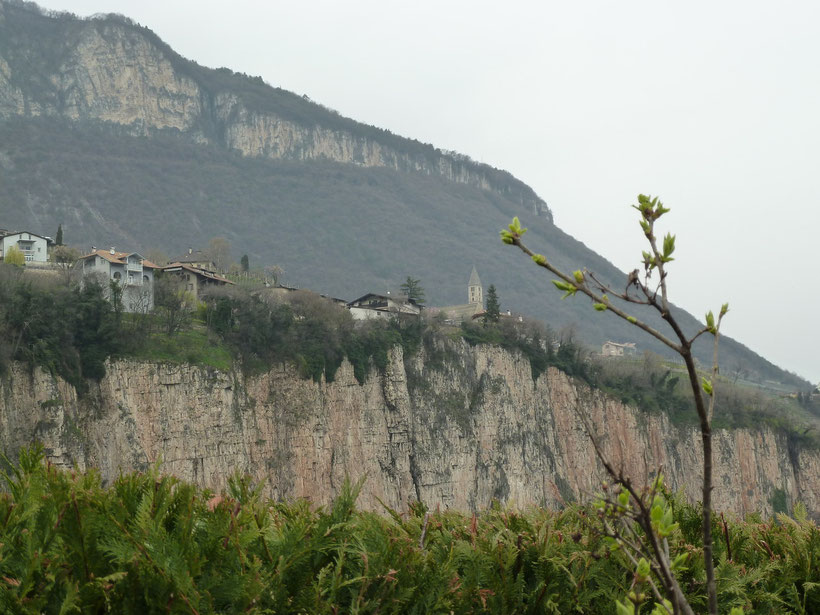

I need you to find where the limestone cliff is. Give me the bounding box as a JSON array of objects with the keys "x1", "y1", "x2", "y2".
[
  {"x1": 1, "y1": 341, "x2": 816, "y2": 518},
  {"x1": 0, "y1": 2, "x2": 550, "y2": 219}
]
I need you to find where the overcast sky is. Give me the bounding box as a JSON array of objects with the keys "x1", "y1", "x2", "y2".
[{"x1": 36, "y1": 0, "x2": 820, "y2": 384}]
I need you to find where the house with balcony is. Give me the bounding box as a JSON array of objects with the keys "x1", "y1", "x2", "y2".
[
  {"x1": 77, "y1": 247, "x2": 157, "y2": 312},
  {"x1": 0, "y1": 230, "x2": 53, "y2": 263}
]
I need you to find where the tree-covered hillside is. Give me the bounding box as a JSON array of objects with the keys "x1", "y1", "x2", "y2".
[{"x1": 0, "y1": 118, "x2": 806, "y2": 390}]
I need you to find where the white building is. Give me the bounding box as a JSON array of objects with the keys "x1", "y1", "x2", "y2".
[
  {"x1": 0, "y1": 230, "x2": 52, "y2": 263},
  {"x1": 77, "y1": 248, "x2": 157, "y2": 312}
]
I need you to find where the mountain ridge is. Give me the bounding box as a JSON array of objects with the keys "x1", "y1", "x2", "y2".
[{"x1": 0, "y1": 0, "x2": 551, "y2": 220}]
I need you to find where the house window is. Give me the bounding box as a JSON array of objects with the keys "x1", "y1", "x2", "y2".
[
  {"x1": 113, "y1": 271, "x2": 121, "y2": 281},
  {"x1": 143, "y1": 275, "x2": 149, "y2": 285}
]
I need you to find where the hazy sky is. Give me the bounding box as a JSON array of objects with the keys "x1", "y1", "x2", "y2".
[{"x1": 36, "y1": 0, "x2": 820, "y2": 383}]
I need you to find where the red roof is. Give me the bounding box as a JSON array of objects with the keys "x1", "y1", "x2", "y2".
[{"x1": 78, "y1": 249, "x2": 158, "y2": 269}]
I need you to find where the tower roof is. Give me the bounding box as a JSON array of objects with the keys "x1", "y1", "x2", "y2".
[{"x1": 468, "y1": 266, "x2": 482, "y2": 287}]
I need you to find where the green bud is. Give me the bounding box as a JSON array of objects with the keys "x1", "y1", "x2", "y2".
[
  {"x1": 508, "y1": 216, "x2": 527, "y2": 236},
  {"x1": 573, "y1": 270, "x2": 584, "y2": 283},
  {"x1": 705, "y1": 310, "x2": 716, "y2": 333},
  {"x1": 701, "y1": 377, "x2": 713, "y2": 396},
  {"x1": 720, "y1": 302, "x2": 730, "y2": 317},
  {"x1": 593, "y1": 303, "x2": 607, "y2": 312},
  {"x1": 636, "y1": 557, "x2": 651, "y2": 581},
  {"x1": 532, "y1": 253, "x2": 546, "y2": 265},
  {"x1": 627, "y1": 316, "x2": 637, "y2": 324}
]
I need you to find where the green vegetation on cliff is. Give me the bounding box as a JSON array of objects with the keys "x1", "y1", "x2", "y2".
[{"x1": 0, "y1": 265, "x2": 816, "y2": 447}]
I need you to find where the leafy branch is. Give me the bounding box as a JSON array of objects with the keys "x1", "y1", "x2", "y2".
[{"x1": 501, "y1": 194, "x2": 727, "y2": 614}]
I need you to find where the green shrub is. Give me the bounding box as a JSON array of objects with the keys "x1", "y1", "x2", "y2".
[{"x1": 0, "y1": 446, "x2": 816, "y2": 613}]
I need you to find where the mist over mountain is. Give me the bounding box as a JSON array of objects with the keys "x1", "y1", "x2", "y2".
[{"x1": 0, "y1": 0, "x2": 808, "y2": 389}]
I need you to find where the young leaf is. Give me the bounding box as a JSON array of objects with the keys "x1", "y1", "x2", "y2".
[{"x1": 662, "y1": 233, "x2": 676, "y2": 262}]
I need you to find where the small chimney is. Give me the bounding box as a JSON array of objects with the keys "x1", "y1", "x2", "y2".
[
  {"x1": 188, "y1": 247, "x2": 193, "y2": 255},
  {"x1": 91, "y1": 246, "x2": 96, "y2": 252},
  {"x1": 110, "y1": 247, "x2": 115, "y2": 255}
]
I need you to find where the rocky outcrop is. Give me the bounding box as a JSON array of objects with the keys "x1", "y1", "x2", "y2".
[
  {"x1": 1, "y1": 341, "x2": 816, "y2": 518},
  {"x1": 0, "y1": 3, "x2": 550, "y2": 219}
]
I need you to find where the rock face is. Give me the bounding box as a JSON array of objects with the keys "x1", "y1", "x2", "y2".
[
  {"x1": 0, "y1": 3, "x2": 550, "y2": 219},
  {"x1": 1, "y1": 341, "x2": 816, "y2": 518}
]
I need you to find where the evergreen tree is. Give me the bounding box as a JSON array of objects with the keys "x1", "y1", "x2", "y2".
[
  {"x1": 484, "y1": 284, "x2": 500, "y2": 324},
  {"x1": 241, "y1": 254, "x2": 249, "y2": 272},
  {"x1": 400, "y1": 277, "x2": 425, "y2": 304},
  {"x1": 55, "y1": 224, "x2": 63, "y2": 246}
]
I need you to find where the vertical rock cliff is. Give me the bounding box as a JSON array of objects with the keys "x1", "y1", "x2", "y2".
[{"x1": 1, "y1": 341, "x2": 816, "y2": 518}]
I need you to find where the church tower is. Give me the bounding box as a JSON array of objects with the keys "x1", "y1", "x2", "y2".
[{"x1": 468, "y1": 266, "x2": 483, "y2": 306}]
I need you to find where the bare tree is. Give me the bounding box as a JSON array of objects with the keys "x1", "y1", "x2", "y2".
[
  {"x1": 50, "y1": 245, "x2": 80, "y2": 286},
  {"x1": 154, "y1": 275, "x2": 192, "y2": 336},
  {"x1": 207, "y1": 237, "x2": 231, "y2": 273},
  {"x1": 501, "y1": 195, "x2": 726, "y2": 614}
]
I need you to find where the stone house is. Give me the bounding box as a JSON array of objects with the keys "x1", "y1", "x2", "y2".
[
  {"x1": 160, "y1": 263, "x2": 234, "y2": 299},
  {"x1": 602, "y1": 340, "x2": 637, "y2": 357},
  {"x1": 77, "y1": 248, "x2": 157, "y2": 312},
  {"x1": 0, "y1": 230, "x2": 53, "y2": 263},
  {"x1": 347, "y1": 293, "x2": 422, "y2": 320}
]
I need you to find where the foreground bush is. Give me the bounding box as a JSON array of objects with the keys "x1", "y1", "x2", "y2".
[{"x1": 0, "y1": 447, "x2": 817, "y2": 613}]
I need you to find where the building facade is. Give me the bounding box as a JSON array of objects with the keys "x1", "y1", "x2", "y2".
[
  {"x1": 0, "y1": 231, "x2": 52, "y2": 263},
  {"x1": 78, "y1": 248, "x2": 156, "y2": 312},
  {"x1": 160, "y1": 263, "x2": 234, "y2": 299}
]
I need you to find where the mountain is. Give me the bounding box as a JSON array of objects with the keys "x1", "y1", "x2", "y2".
[{"x1": 0, "y1": 0, "x2": 808, "y2": 390}]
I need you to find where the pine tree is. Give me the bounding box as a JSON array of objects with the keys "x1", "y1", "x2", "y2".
[
  {"x1": 484, "y1": 284, "x2": 500, "y2": 324},
  {"x1": 55, "y1": 224, "x2": 63, "y2": 246},
  {"x1": 241, "y1": 254, "x2": 249, "y2": 272},
  {"x1": 400, "y1": 277, "x2": 425, "y2": 304}
]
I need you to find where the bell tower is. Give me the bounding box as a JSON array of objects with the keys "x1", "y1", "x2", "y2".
[{"x1": 468, "y1": 266, "x2": 483, "y2": 306}]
